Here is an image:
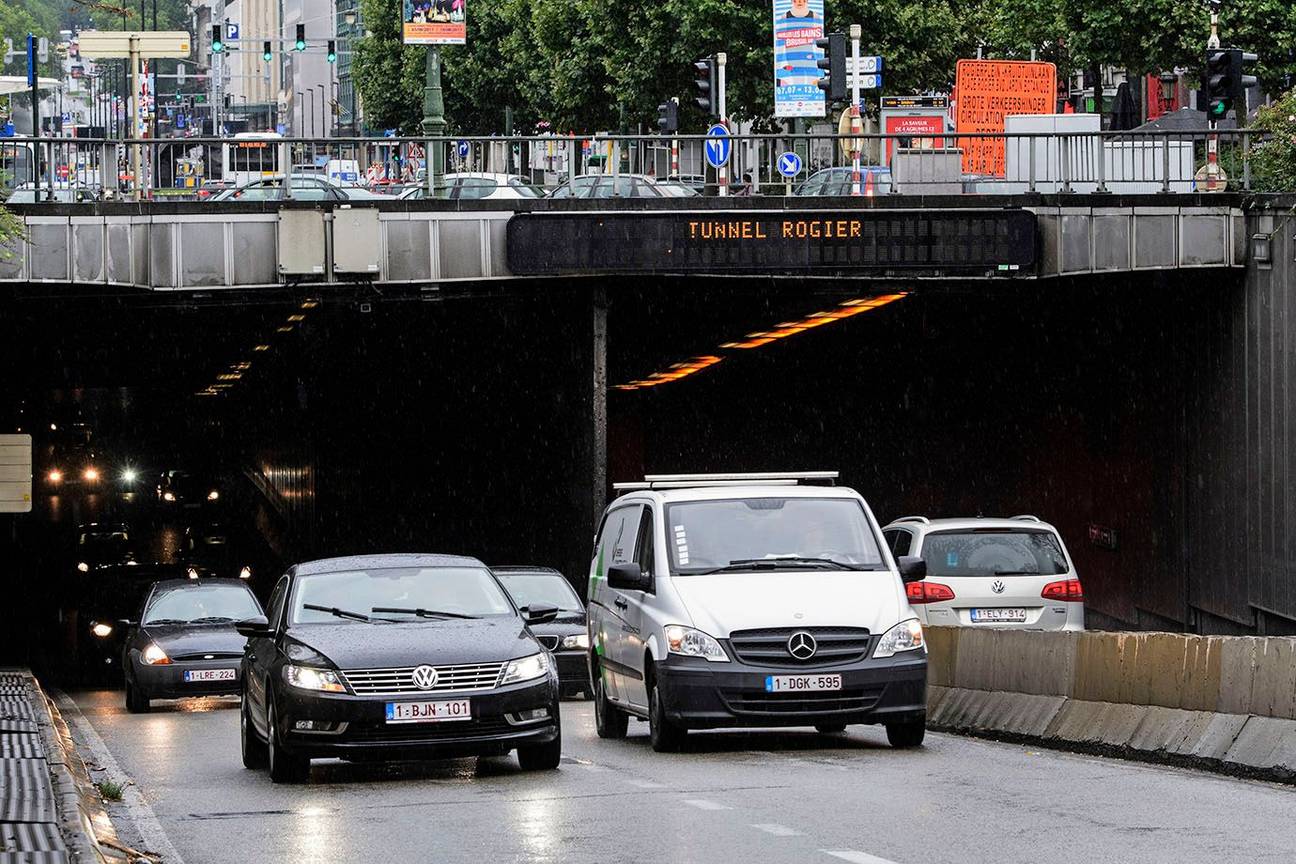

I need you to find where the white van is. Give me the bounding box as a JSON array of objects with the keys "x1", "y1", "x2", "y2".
[{"x1": 586, "y1": 472, "x2": 929, "y2": 752}]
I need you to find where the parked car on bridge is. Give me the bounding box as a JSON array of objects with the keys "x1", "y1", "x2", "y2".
[
  {"x1": 548, "y1": 174, "x2": 668, "y2": 198},
  {"x1": 237, "y1": 553, "x2": 562, "y2": 783},
  {"x1": 210, "y1": 175, "x2": 382, "y2": 202},
  {"x1": 794, "y1": 166, "x2": 893, "y2": 196},
  {"x1": 4, "y1": 183, "x2": 98, "y2": 203},
  {"x1": 654, "y1": 180, "x2": 702, "y2": 197},
  {"x1": 398, "y1": 173, "x2": 544, "y2": 201},
  {"x1": 491, "y1": 566, "x2": 590, "y2": 698},
  {"x1": 588, "y1": 471, "x2": 929, "y2": 752},
  {"x1": 881, "y1": 516, "x2": 1084, "y2": 631},
  {"x1": 121, "y1": 577, "x2": 265, "y2": 712}
]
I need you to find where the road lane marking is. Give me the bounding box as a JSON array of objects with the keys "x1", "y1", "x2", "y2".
[
  {"x1": 752, "y1": 823, "x2": 802, "y2": 836},
  {"x1": 683, "y1": 799, "x2": 731, "y2": 810},
  {"x1": 821, "y1": 850, "x2": 901, "y2": 864},
  {"x1": 54, "y1": 692, "x2": 187, "y2": 864}
]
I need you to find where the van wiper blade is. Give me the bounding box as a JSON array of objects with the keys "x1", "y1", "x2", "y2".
[
  {"x1": 303, "y1": 603, "x2": 372, "y2": 622},
  {"x1": 693, "y1": 557, "x2": 867, "y2": 574},
  {"x1": 372, "y1": 606, "x2": 479, "y2": 620}
]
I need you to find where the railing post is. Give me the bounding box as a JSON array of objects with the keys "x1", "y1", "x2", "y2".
[
  {"x1": 1161, "y1": 132, "x2": 1171, "y2": 193},
  {"x1": 1028, "y1": 135, "x2": 1036, "y2": 192},
  {"x1": 1096, "y1": 132, "x2": 1107, "y2": 193},
  {"x1": 1060, "y1": 134, "x2": 1071, "y2": 193}
]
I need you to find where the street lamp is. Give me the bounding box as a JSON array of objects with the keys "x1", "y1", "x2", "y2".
[
  {"x1": 296, "y1": 90, "x2": 304, "y2": 137},
  {"x1": 316, "y1": 83, "x2": 325, "y2": 138},
  {"x1": 306, "y1": 88, "x2": 315, "y2": 138},
  {"x1": 1158, "y1": 71, "x2": 1177, "y2": 105}
]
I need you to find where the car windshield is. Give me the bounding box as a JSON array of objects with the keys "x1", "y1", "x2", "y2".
[
  {"x1": 922, "y1": 529, "x2": 1070, "y2": 577},
  {"x1": 494, "y1": 572, "x2": 582, "y2": 611},
  {"x1": 665, "y1": 498, "x2": 886, "y2": 573},
  {"x1": 290, "y1": 566, "x2": 515, "y2": 624},
  {"x1": 143, "y1": 584, "x2": 261, "y2": 624}
]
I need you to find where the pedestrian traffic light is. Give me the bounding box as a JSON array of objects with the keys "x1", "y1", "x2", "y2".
[
  {"x1": 294, "y1": 24, "x2": 306, "y2": 52},
  {"x1": 816, "y1": 32, "x2": 846, "y2": 104},
  {"x1": 657, "y1": 99, "x2": 679, "y2": 134},
  {"x1": 693, "y1": 56, "x2": 717, "y2": 117},
  {"x1": 263, "y1": 41, "x2": 273, "y2": 62},
  {"x1": 211, "y1": 24, "x2": 224, "y2": 54},
  {"x1": 326, "y1": 40, "x2": 336, "y2": 63}
]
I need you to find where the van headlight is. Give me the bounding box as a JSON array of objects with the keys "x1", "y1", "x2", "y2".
[
  {"x1": 874, "y1": 618, "x2": 925, "y2": 658},
  {"x1": 501, "y1": 653, "x2": 550, "y2": 684},
  {"x1": 284, "y1": 664, "x2": 346, "y2": 693},
  {"x1": 560, "y1": 633, "x2": 589, "y2": 650},
  {"x1": 664, "y1": 625, "x2": 729, "y2": 662}
]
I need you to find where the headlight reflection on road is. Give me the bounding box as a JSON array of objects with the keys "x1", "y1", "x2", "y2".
[
  {"x1": 513, "y1": 796, "x2": 559, "y2": 862},
  {"x1": 292, "y1": 804, "x2": 338, "y2": 864}
]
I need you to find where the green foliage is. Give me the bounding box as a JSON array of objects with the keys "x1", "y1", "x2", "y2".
[
  {"x1": 95, "y1": 779, "x2": 124, "y2": 801},
  {"x1": 1251, "y1": 88, "x2": 1296, "y2": 193},
  {"x1": 353, "y1": 0, "x2": 426, "y2": 133}
]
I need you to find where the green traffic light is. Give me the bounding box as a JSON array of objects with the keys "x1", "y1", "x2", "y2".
[{"x1": 1211, "y1": 101, "x2": 1227, "y2": 117}]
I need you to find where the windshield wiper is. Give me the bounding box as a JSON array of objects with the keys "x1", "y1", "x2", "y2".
[
  {"x1": 372, "y1": 606, "x2": 479, "y2": 620},
  {"x1": 303, "y1": 603, "x2": 372, "y2": 622},
  {"x1": 993, "y1": 569, "x2": 1041, "y2": 576},
  {"x1": 143, "y1": 618, "x2": 186, "y2": 626},
  {"x1": 693, "y1": 556, "x2": 869, "y2": 575},
  {"x1": 190, "y1": 616, "x2": 235, "y2": 623}
]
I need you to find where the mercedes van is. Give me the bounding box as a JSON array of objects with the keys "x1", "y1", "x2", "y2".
[{"x1": 586, "y1": 472, "x2": 929, "y2": 752}]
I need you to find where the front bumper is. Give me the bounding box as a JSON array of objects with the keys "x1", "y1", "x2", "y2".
[
  {"x1": 132, "y1": 657, "x2": 244, "y2": 699},
  {"x1": 655, "y1": 651, "x2": 927, "y2": 730},
  {"x1": 553, "y1": 650, "x2": 589, "y2": 691},
  {"x1": 275, "y1": 675, "x2": 559, "y2": 760}
]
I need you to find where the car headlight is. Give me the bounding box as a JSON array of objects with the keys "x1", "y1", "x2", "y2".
[
  {"x1": 76, "y1": 561, "x2": 89, "y2": 573},
  {"x1": 239, "y1": 566, "x2": 252, "y2": 579},
  {"x1": 162, "y1": 491, "x2": 176, "y2": 502},
  {"x1": 141, "y1": 643, "x2": 170, "y2": 665},
  {"x1": 284, "y1": 663, "x2": 347, "y2": 693},
  {"x1": 500, "y1": 652, "x2": 550, "y2": 685},
  {"x1": 874, "y1": 618, "x2": 925, "y2": 658},
  {"x1": 664, "y1": 625, "x2": 729, "y2": 662},
  {"x1": 560, "y1": 633, "x2": 590, "y2": 650},
  {"x1": 207, "y1": 490, "x2": 219, "y2": 501},
  {"x1": 91, "y1": 622, "x2": 113, "y2": 638}
]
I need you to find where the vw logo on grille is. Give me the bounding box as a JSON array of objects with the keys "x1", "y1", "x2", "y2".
[
  {"x1": 411, "y1": 665, "x2": 439, "y2": 690},
  {"x1": 991, "y1": 580, "x2": 1006, "y2": 594},
  {"x1": 787, "y1": 631, "x2": 817, "y2": 660}
]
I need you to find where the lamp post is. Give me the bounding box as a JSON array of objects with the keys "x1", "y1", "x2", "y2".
[
  {"x1": 421, "y1": 49, "x2": 445, "y2": 192},
  {"x1": 306, "y1": 87, "x2": 315, "y2": 138},
  {"x1": 296, "y1": 90, "x2": 304, "y2": 136},
  {"x1": 343, "y1": 8, "x2": 358, "y2": 135},
  {"x1": 315, "y1": 83, "x2": 325, "y2": 139}
]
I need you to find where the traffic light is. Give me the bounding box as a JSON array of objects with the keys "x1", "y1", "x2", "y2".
[
  {"x1": 294, "y1": 24, "x2": 306, "y2": 52},
  {"x1": 211, "y1": 24, "x2": 224, "y2": 54},
  {"x1": 1200, "y1": 47, "x2": 1259, "y2": 123},
  {"x1": 816, "y1": 32, "x2": 846, "y2": 103},
  {"x1": 657, "y1": 99, "x2": 679, "y2": 134},
  {"x1": 326, "y1": 40, "x2": 336, "y2": 63},
  {"x1": 693, "y1": 56, "x2": 717, "y2": 117},
  {"x1": 1229, "y1": 48, "x2": 1258, "y2": 125},
  {"x1": 263, "y1": 41, "x2": 273, "y2": 62}
]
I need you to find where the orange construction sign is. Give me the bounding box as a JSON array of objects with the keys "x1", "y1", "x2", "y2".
[{"x1": 954, "y1": 59, "x2": 1056, "y2": 177}]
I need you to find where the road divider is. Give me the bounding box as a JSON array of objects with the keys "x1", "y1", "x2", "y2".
[{"x1": 924, "y1": 627, "x2": 1296, "y2": 782}]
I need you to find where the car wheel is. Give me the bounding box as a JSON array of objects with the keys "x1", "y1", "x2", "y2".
[
  {"x1": 240, "y1": 692, "x2": 267, "y2": 769},
  {"x1": 592, "y1": 658, "x2": 627, "y2": 740},
  {"x1": 885, "y1": 716, "x2": 926, "y2": 749},
  {"x1": 648, "y1": 670, "x2": 687, "y2": 753},
  {"x1": 266, "y1": 696, "x2": 310, "y2": 783},
  {"x1": 814, "y1": 723, "x2": 847, "y2": 734},
  {"x1": 517, "y1": 712, "x2": 562, "y2": 771},
  {"x1": 124, "y1": 679, "x2": 150, "y2": 714}
]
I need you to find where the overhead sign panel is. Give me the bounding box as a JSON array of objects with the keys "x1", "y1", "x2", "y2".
[
  {"x1": 402, "y1": 0, "x2": 467, "y2": 45},
  {"x1": 0, "y1": 434, "x2": 32, "y2": 514},
  {"x1": 772, "y1": 0, "x2": 826, "y2": 118},
  {"x1": 76, "y1": 31, "x2": 192, "y2": 58},
  {"x1": 954, "y1": 59, "x2": 1056, "y2": 177}
]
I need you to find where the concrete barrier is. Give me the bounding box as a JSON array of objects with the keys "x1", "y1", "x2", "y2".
[{"x1": 924, "y1": 627, "x2": 1296, "y2": 782}]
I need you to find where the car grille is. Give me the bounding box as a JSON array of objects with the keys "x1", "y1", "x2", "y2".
[
  {"x1": 535, "y1": 635, "x2": 559, "y2": 650},
  {"x1": 339, "y1": 662, "x2": 505, "y2": 696},
  {"x1": 171, "y1": 651, "x2": 243, "y2": 661},
  {"x1": 723, "y1": 685, "x2": 885, "y2": 716},
  {"x1": 345, "y1": 717, "x2": 515, "y2": 744},
  {"x1": 727, "y1": 627, "x2": 872, "y2": 667}
]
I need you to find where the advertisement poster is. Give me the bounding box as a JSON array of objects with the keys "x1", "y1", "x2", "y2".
[
  {"x1": 772, "y1": 0, "x2": 825, "y2": 118},
  {"x1": 402, "y1": 0, "x2": 466, "y2": 45},
  {"x1": 883, "y1": 114, "x2": 945, "y2": 162}
]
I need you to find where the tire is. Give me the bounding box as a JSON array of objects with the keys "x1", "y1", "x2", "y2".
[
  {"x1": 885, "y1": 716, "x2": 926, "y2": 749},
  {"x1": 592, "y1": 658, "x2": 628, "y2": 740},
  {"x1": 266, "y1": 697, "x2": 310, "y2": 783},
  {"x1": 240, "y1": 693, "x2": 267, "y2": 769},
  {"x1": 124, "y1": 679, "x2": 150, "y2": 714},
  {"x1": 814, "y1": 722, "x2": 847, "y2": 734},
  {"x1": 517, "y1": 715, "x2": 562, "y2": 771},
  {"x1": 648, "y1": 671, "x2": 687, "y2": 753}
]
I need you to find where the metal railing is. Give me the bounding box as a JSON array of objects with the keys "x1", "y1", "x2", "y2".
[{"x1": 0, "y1": 128, "x2": 1267, "y2": 203}]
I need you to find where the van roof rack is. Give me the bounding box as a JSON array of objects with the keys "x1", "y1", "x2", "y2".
[
  {"x1": 1011, "y1": 514, "x2": 1041, "y2": 522},
  {"x1": 612, "y1": 471, "x2": 838, "y2": 491},
  {"x1": 892, "y1": 515, "x2": 930, "y2": 525}
]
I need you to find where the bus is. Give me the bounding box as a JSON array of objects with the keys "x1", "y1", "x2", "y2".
[{"x1": 222, "y1": 132, "x2": 282, "y2": 186}]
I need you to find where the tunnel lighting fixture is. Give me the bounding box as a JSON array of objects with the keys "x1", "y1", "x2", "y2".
[
  {"x1": 286, "y1": 314, "x2": 306, "y2": 322},
  {"x1": 195, "y1": 390, "x2": 219, "y2": 397},
  {"x1": 217, "y1": 373, "x2": 242, "y2": 381},
  {"x1": 253, "y1": 344, "x2": 271, "y2": 352},
  {"x1": 233, "y1": 362, "x2": 252, "y2": 371},
  {"x1": 277, "y1": 325, "x2": 294, "y2": 333},
  {"x1": 300, "y1": 300, "x2": 319, "y2": 309}
]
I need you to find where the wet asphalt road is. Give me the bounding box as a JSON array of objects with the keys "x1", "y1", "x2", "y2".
[{"x1": 63, "y1": 690, "x2": 1296, "y2": 864}]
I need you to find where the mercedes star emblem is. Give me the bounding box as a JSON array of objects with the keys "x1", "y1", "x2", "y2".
[
  {"x1": 411, "y1": 664, "x2": 439, "y2": 690},
  {"x1": 991, "y1": 580, "x2": 1006, "y2": 594},
  {"x1": 787, "y1": 631, "x2": 817, "y2": 660}
]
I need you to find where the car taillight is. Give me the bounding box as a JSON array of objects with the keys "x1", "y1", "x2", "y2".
[
  {"x1": 906, "y1": 581, "x2": 955, "y2": 604},
  {"x1": 1041, "y1": 578, "x2": 1084, "y2": 602}
]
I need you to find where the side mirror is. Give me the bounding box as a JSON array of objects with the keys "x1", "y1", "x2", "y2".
[
  {"x1": 607, "y1": 562, "x2": 651, "y2": 592},
  {"x1": 117, "y1": 619, "x2": 136, "y2": 628},
  {"x1": 522, "y1": 604, "x2": 559, "y2": 625},
  {"x1": 897, "y1": 556, "x2": 927, "y2": 583},
  {"x1": 235, "y1": 615, "x2": 272, "y2": 639}
]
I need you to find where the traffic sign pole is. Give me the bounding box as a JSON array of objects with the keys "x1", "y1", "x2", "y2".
[
  {"x1": 849, "y1": 25, "x2": 862, "y2": 197},
  {"x1": 717, "y1": 52, "x2": 727, "y2": 197}
]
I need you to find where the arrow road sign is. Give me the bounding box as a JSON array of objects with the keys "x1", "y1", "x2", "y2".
[
  {"x1": 777, "y1": 151, "x2": 803, "y2": 178},
  {"x1": 456, "y1": 140, "x2": 469, "y2": 158},
  {"x1": 704, "y1": 123, "x2": 731, "y2": 168}
]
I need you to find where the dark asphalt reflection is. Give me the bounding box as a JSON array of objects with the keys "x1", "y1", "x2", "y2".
[{"x1": 65, "y1": 690, "x2": 1296, "y2": 864}]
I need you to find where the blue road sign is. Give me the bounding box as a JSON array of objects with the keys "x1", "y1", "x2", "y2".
[
  {"x1": 226, "y1": 23, "x2": 240, "y2": 41},
  {"x1": 26, "y1": 35, "x2": 36, "y2": 87},
  {"x1": 704, "y1": 123, "x2": 731, "y2": 168},
  {"x1": 456, "y1": 140, "x2": 469, "y2": 158},
  {"x1": 777, "y1": 151, "x2": 803, "y2": 178}
]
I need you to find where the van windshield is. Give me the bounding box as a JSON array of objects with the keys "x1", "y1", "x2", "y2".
[{"x1": 664, "y1": 498, "x2": 886, "y2": 574}]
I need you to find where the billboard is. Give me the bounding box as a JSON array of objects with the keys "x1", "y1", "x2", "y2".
[
  {"x1": 772, "y1": 0, "x2": 825, "y2": 118},
  {"x1": 0, "y1": 434, "x2": 32, "y2": 514},
  {"x1": 402, "y1": 0, "x2": 466, "y2": 45},
  {"x1": 954, "y1": 59, "x2": 1056, "y2": 176}
]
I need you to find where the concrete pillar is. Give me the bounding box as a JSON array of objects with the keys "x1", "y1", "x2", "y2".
[{"x1": 592, "y1": 285, "x2": 608, "y2": 524}]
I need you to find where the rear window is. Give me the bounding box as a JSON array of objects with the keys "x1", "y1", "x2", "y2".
[{"x1": 921, "y1": 529, "x2": 1069, "y2": 577}]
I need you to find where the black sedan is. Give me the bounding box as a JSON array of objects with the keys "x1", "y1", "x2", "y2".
[
  {"x1": 121, "y1": 578, "x2": 264, "y2": 712},
  {"x1": 491, "y1": 566, "x2": 590, "y2": 698},
  {"x1": 76, "y1": 562, "x2": 184, "y2": 682},
  {"x1": 237, "y1": 554, "x2": 562, "y2": 783}
]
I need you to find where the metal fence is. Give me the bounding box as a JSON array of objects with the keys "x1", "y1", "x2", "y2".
[{"x1": 0, "y1": 128, "x2": 1268, "y2": 202}]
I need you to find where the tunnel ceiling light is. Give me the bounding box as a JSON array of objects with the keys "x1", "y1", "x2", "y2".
[
  {"x1": 301, "y1": 300, "x2": 319, "y2": 309},
  {"x1": 232, "y1": 362, "x2": 252, "y2": 371},
  {"x1": 277, "y1": 326, "x2": 294, "y2": 333},
  {"x1": 253, "y1": 344, "x2": 271, "y2": 352},
  {"x1": 286, "y1": 314, "x2": 306, "y2": 322},
  {"x1": 217, "y1": 373, "x2": 242, "y2": 381}
]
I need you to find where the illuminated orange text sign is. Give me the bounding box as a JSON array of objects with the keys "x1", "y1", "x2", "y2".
[{"x1": 954, "y1": 59, "x2": 1056, "y2": 177}]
